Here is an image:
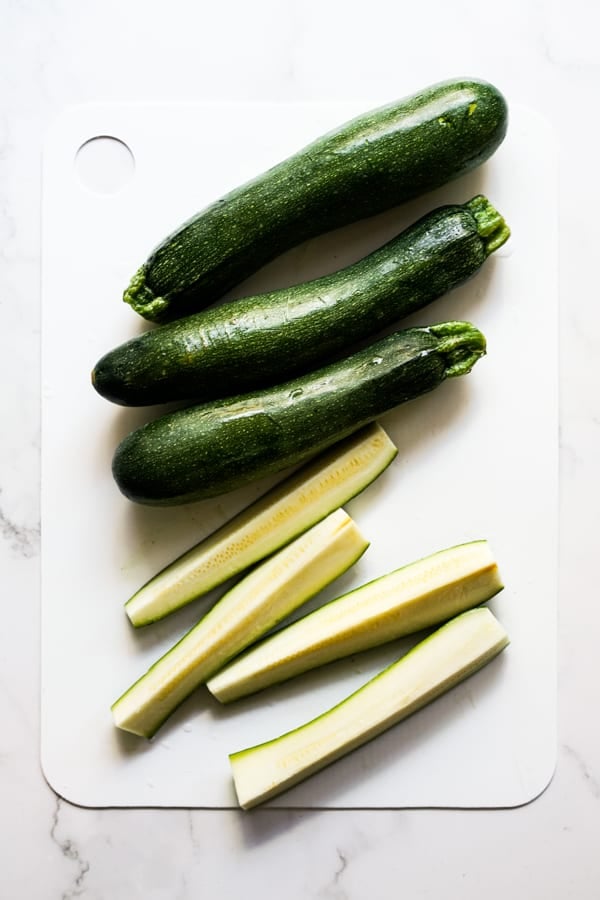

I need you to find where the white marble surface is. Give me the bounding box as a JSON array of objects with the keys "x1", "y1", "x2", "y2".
[{"x1": 1, "y1": 0, "x2": 599, "y2": 897}]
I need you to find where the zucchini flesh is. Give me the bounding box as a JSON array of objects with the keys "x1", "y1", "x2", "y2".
[
  {"x1": 207, "y1": 540, "x2": 503, "y2": 703},
  {"x1": 229, "y1": 607, "x2": 509, "y2": 809},
  {"x1": 112, "y1": 509, "x2": 369, "y2": 739},
  {"x1": 112, "y1": 321, "x2": 486, "y2": 507},
  {"x1": 125, "y1": 423, "x2": 396, "y2": 626},
  {"x1": 124, "y1": 79, "x2": 508, "y2": 322},
  {"x1": 94, "y1": 196, "x2": 509, "y2": 406}
]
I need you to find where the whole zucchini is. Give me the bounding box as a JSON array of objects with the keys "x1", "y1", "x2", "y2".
[
  {"x1": 112, "y1": 321, "x2": 486, "y2": 506},
  {"x1": 124, "y1": 79, "x2": 508, "y2": 323},
  {"x1": 95, "y1": 196, "x2": 508, "y2": 406}
]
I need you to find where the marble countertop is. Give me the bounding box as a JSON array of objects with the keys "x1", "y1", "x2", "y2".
[{"x1": 2, "y1": 1, "x2": 599, "y2": 897}]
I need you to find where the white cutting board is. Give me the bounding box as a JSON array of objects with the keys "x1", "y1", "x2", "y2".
[{"x1": 41, "y1": 100, "x2": 557, "y2": 808}]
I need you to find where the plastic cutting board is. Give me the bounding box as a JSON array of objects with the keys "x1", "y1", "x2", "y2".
[{"x1": 41, "y1": 100, "x2": 558, "y2": 808}]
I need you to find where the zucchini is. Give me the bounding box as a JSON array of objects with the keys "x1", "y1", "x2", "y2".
[
  {"x1": 112, "y1": 509, "x2": 369, "y2": 738},
  {"x1": 112, "y1": 320, "x2": 486, "y2": 506},
  {"x1": 229, "y1": 607, "x2": 509, "y2": 809},
  {"x1": 95, "y1": 196, "x2": 508, "y2": 406},
  {"x1": 124, "y1": 79, "x2": 508, "y2": 323},
  {"x1": 207, "y1": 540, "x2": 503, "y2": 703},
  {"x1": 125, "y1": 423, "x2": 397, "y2": 626}
]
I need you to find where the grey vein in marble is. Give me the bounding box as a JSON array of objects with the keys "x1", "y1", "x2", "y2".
[
  {"x1": 187, "y1": 809, "x2": 203, "y2": 856},
  {"x1": 562, "y1": 744, "x2": 600, "y2": 799},
  {"x1": 50, "y1": 797, "x2": 91, "y2": 899},
  {"x1": 0, "y1": 500, "x2": 40, "y2": 558},
  {"x1": 334, "y1": 847, "x2": 348, "y2": 883},
  {"x1": 317, "y1": 846, "x2": 350, "y2": 900}
]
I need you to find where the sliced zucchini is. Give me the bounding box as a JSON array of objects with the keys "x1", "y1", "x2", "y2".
[
  {"x1": 112, "y1": 509, "x2": 369, "y2": 738},
  {"x1": 125, "y1": 423, "x2": 396, "y2": 626},
  {"x1": 229, "y1": 607, "x2": 509, "y2": 809},
  {"x1": 207, "y1": 540, "x2": 503, "y2": 703}
]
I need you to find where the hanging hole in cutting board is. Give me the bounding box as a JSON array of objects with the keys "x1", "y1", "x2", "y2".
[{"x1": 75, "y1": 136, "x2": 135, "y2": 194}]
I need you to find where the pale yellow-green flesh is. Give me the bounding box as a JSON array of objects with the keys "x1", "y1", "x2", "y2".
[
  {"x1": 112, "y1": 509, "x2": 369, "y2": 738},
  {"x1": 125, "y1": 423, "x2": 397, "y2": 626},
  {"x1": 230, "y1": 607, "x2": 509, "y2": 809},
  {"x1": 207, "y1": 539, "x2": 503, "y2": 703}
]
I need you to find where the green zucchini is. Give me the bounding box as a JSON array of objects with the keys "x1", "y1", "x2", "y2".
[
  {"x1": 126, "y1": 423, "x2": 397, "y2": 626},
  {"x1": 206, "y1": 540, "x2": 503, "y2": 703},
  {"x1": 112, "y1": 509, "x2": 369, "y2": 738},
  {"x1": 229, "y1": 607, "x2": 509, "y2": 809},
  {"x1": 95, "y1": 196, "x2": 508, "y2": 406},
  {"x1": 124, "y1": 79, "x2": 508, "y2": 323},
  {"x1": 112, "y1": 320, "x2": 486, "y2": 506}
]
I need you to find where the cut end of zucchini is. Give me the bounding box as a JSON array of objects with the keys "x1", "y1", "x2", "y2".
[
  {"x1": 111, "y1": 697, "x2": 155, "y2": 739},
  {"x1": 229, "y1": 607, "x2": 509, "y2": 809},
  {"x1": 467, "y1": 194, "x2": 511, "y2": 256},
  {"x1": 123, "y1": 266, "x2": 168, "y2": 322}
]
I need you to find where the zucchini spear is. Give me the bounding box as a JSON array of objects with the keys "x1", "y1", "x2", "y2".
[
  {"x1": 112, "y1": 509, "x2": 369, "y2": 738},
  {"x1": 207, "y1": 539, "x2": 503, "y2": 703},
  {"x1": 125, "y1": 423, "x2": 396, "y2": 626},
  {"x1": 230, "y1": 607, "x2": 509, "y2": 809}
]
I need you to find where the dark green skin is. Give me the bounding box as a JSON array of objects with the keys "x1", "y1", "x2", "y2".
[
  {"x1": 112, "y1": 321, "x2": 486, "y2": 506},
  {"x1": 124, "y1": 79, "x2": 508, "y2": 323},
  {"x1": 96, "y1": 196, "x2": 508, "y2": 407}
]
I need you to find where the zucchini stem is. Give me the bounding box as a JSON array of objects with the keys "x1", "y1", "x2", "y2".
[
  {"x1": 467, "y1": 194, "x2": 511, "y2": 255},
  {"x1": 123, "y1": 266, "x2": 168, "y2": 320},
  {"x1": 427, "y1": 321, "x2": 487, "y2": 378}
]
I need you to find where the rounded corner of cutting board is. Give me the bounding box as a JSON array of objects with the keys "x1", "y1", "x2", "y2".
[
  {"x1": 505, "y1": 749, "x2": 559, "y2": 810},
  {"x1": 40, "y1": 747, "x2": 100, "y2": 810}
]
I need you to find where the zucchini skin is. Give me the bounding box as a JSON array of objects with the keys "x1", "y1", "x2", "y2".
[
  {"x1": 111, "y1": 321, "x2": 486, "y2": 506},
  {"x1": 95, "y1": 196, "x2": 508, "y2": 406},
  {"x1": 124, "y1": 79, "x2": 508, "y2": 323}
]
